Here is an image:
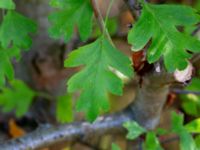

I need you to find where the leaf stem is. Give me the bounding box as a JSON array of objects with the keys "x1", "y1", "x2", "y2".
[
  {"x1": 104, "y1": 0, "x2": 115, "y2": 27},
  {"x1": 36, "y1": 91, "x2": 54, "y2": 100},
  {"x1": 90, "y1": 0, "x2": 114, "y2": 46}
]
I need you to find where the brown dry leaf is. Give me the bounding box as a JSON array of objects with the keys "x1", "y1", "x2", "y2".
[{"x1": 8, "y1": 118, "x2": 26, "y2": 138}]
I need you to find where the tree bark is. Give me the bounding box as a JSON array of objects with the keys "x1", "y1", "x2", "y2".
[
  {"x1": 126, "y1": 72, "x2": 172, "y2": 129},
  {"x1": 0, "y1": 111, "x2": 132, "y2": 150}
]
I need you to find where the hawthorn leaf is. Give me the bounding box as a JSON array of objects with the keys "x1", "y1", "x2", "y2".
[
  {"x1": 0, "y1": 80, "x2": 35, "y2": 117},
  {"x1": 128, "y1": 3, "x2": 200, "y2": 72},
  {"x1": 171, "y1": 112, "x2": 197, "y2": 150},
  {"x1": 0, "y1": 47, "x2": 15, "y2": 86},
  {"x1": 128, "y1": 10, "x2": 154, "y2": 52},
  {"x1": 65, "y1": 37, "x2": 133, "y2": 121},
  {"x1": 56, "y1": 94, "x2": 73, "y2": 123},
  {"x1": 195, "y1": 135, "x2": 200, "y2": 149},
  {"x1": 0, "y1": 0, "x2": 15, "y2": 9},
  {"x1": 48, "y1": 0, "x2": 93, "y2": 41},
  {"x1": 0, "y1": 11, "x2": 37, "y2": 49},
  {"x1": 143, "y1": 132, "x2": 163, "y2": 150},
  {"x1": 179, "y1": 130, "x2": 197, "y2": 150},
  {"x1": 185, "y1": 118, "x2": 200, "y2": 133},
  {"x1": 171, "y1": 111, "x2": 184, "y2": 132},
  {"x1": 123, "y1": 121, "x2": 146, "y2": 140},
  {"x1": 182, "y1": 101, "x2": 199, "y2": 116},
  {"x1": 181, "y1": 78, "x2": 200, "y2": 116},
  {"x1": 111, "y1": 143, "x2": 121, "y2": 150}
]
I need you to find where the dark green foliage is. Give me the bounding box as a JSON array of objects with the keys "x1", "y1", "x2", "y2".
[
  {"x1": 0, "y1": 80, "x2": 35, "y2": 117},
  {"x1": 49, "y1": 0, "x2": 93, "y2": 41},
  {"x1": 0, "y1": 11, "x2": 37, "y2": 49},
  {"x1": 181, "y1": 78, "x2": 200, "y2": 116}
]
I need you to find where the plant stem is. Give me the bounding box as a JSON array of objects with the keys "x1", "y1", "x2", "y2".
[
  {"x1": 104, "y1": 0, "x2": 115, "y2": 27},
  {"x1": 36, "y1": 91, "x2": 53, "y2": 100},
  {"x1": 90, "y1": 0, "x2": 114, "y2": 46}
]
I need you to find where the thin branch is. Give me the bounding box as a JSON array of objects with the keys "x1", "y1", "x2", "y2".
[
  {"x1": 0, "y1": 111, "x2": 132, "y2": 150},
  {"x1": 104, "y1": 0, "x2": 115, "y2": 27},
  {"x1": 170, "y1": 88, "x2": 200, "y2": 95}
]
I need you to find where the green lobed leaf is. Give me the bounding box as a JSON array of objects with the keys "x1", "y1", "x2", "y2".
[
  {"x1": 143, "y1": 132, "x2": 163, "y2": 150},
  {"x1": 0, "y1": 0, "x2": 15, "y2": 9},
  {"x1": 0, "y1": 11, "x2": 37, "y2": 49},
  {"x1": 179, "y1": 130, "x2": 197, "y2": 150},
  {"x1": 56, "y1": 94, "x2": 74, "y2": 123},
  {"x1": 181, "y1": 78, "x2": 200, "y2": 116},
  {"x1": 128, "y1": 3, "x2": 200, "y2": 72},
  {"x1": 171, "y1": 112, "x2": 197, "y2": 150},
  {"x1": 171, "y1": 111, "x2": 184, "y2": 132},
  {"x1": 65, "y1": 37, "x2": 133, "y2": 121},
  {"x1": 111, "y1": 143, "x2": 121, "y2": 150},
  {"x1": 0, "y1": 80, "x2": 35, "y2": 117},
  {"x1": 48, "y1": 0, "x2": 93, "y2": 41},
  {"x1": 185, "y1": 118, "x2": 200, "y2": 133},
  {"x1": 182, "y1": 101, "x2": 199, "y2": 116},
  {"x1": 195, "y1": 135, "x2": 200, "y2": 149},
  {"x1": 123, "y1": 121, "x2": 146, "y2": 140},
  {"x1": 0, "y1": 46, "x2": 15, "y2": 87}
]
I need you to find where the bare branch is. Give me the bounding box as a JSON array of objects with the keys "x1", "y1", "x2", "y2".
[
  {"x1": 126, "y1": 71, "x2": 173, "y2": 129},
  {"x1": 0, "y1": 111, "x2": 132, "y2": 150},
  {"x1": 170, "y1": 88, "x2": 200, "y2": 95}
]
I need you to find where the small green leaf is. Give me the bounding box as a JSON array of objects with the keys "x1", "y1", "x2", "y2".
[
  {"x1": 185, "y1": 78, "x2": 200, "y2": 92},
  {"x1": 185, "y1": 118, "x2": 200, "y2": 133},
  {"x1": 48, "y1": 0, "x2": 93, "y2": 41},
  {"x1": 0, "y1": 80, "x2": 35, "y2": 117},
  {"x1": 171, "y1": 112, "x2": 197, "y2": 150},
  {"x1": 143, "y1": 132, "x2": 163, "y2": 150},
  {"x1": 128, "y1": 9, "x2": 154, "y2": 51},
  {"x1": 128, "y1": 3, "x2": 200, "y2": 72},
  {"x1": 171, "y1": 112, "x2": 184, "y2": 132},
  {"x1": 56, "y1": 94, "x2": 74, "y2": 123},
  {"x1": 0, "y1": 47, "x2": 15, "y2": 86},
  {"x1": 182, "y1": 101, "x2": 199, "y2": 116},
  {"x1": 111, "y1": 143, "x2": 121, "y2": 150},
  {"x1": 156, "y1": 128, "x2": 168, "y2": 135},
  {"x1": 195, "y1": 135, "x2": 200, "y2": 149},
  {"x1": 179, "y1": 130, "x2": 196, "y2": 150},
  {"x1": 0, "y1": 0, "x2": 15, "y2": 9},
  {"x1": 65, "y1": 37, "x2": 133, "y2": 121},
  {"x1": 123, "y1": 121, "x2": 146, "y2": 140},
  {"x1": 0, "y1": 11, "x2": 37, "y2": 49},
  {"x1": 181, "y1": 78, "x2": 200, "y2": 116}
]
